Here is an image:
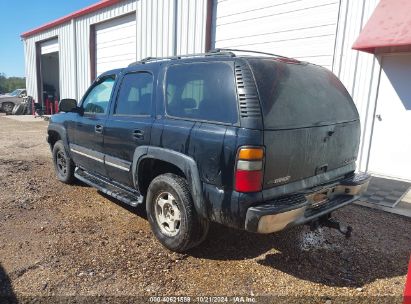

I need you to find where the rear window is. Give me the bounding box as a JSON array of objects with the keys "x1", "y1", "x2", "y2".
[
  {"x1": 165, "y1": 62, "x2": 238, "y2": 124},
  {"x1": 248, "y1": 59, "x2": 358, "y2": 129}
]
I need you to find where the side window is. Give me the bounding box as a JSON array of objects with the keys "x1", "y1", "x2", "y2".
[
  {"x1": 115, "y1": 72, "x2": 153, "y2": 116},
  {"x1": 165, "y1": 62, "x2": 238, "y2": 124},
  {"x1": 82, "y1": 76, "x2": 115, "y2": 114}
]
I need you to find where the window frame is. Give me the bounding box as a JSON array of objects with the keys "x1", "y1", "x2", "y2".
[
  {"x1": 80, "y1": 74, "x2": 116, "y2": 116},
  {"x1": 163, "y1": 61, "x2": 240, "y2": 126},
  {"x1": 112, "y1": 71, "x2": 154, "y2": 118}
]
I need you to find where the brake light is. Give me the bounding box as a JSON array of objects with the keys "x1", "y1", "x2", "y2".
[{"x1": 235, "y1": 147, "x2": 264, "y2": 192}]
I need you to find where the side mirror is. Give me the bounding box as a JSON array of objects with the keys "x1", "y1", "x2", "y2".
[{"x1": 59, "y1": 98, "x2": 78, "y2": 113}]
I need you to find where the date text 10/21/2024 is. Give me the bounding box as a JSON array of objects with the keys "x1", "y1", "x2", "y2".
[{"x1": 149, "y1": 296, "x2": 257, "y2": 303}]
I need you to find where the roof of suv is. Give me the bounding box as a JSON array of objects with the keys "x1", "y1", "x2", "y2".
[
  {"x1": 99, "y1": 49, "x2": 309, "y2": 78},
  {"x1": 96, "y1": 49, "x2": 354, "y2": 132},
  {"x1": 127, "y1": 49, "x2": 304, "y2": 68}
]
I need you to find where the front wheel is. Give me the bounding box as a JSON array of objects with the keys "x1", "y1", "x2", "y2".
[
  {"x1": 2, "y1": 102, "x2": 14, "y2": 114},
  {"x1": 146, "y1": 173, "x2": 209, "y2": 252},
  {"x1": 52, "y1": 140, "x2": 75, "y2": 184}
]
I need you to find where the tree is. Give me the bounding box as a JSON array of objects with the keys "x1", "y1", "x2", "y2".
[{"x1": 0, "y1": 73, "x2": 26, "y2": 94}]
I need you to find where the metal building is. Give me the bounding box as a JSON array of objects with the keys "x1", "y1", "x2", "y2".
[
  {"x1": 21, "y1": 0, "x2": 210, "y2": 104},
  {"x1": 21, "y1": 0, "x2": 411, "y2": 182},
  {"x1": 213, "y1": 0, "x2": 411, "y2": 181}
]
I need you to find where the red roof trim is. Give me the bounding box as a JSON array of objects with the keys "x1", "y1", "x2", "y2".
[
  {"x1": 352, "y1": 0, "x2": 411, "y2": 53},
  {"x1": 21, "y1": 0, "x2": 122, "y2": 39}
]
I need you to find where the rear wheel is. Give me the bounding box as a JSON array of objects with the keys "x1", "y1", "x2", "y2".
[
  {"x1": 146, "y1": 173, "x2": 209, "y2": 252},
  {"x1": 2, "y1": 102, "x2": 14, "y2": 114},
  {"x1": 52, "y1": 140, "x2": 75, "y2": 184}
]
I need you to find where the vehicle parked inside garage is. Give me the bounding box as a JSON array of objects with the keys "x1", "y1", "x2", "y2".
[
  {"x1": 0, "y1": 89, "x2": 27, "y2": 114},
  {"x1": 47, "y1": 50, "x2": 370, "y2": 252}
]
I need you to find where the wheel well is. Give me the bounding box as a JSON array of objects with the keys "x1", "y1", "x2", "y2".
[
  {"x1": 1, "y1": 101, "x2": 15, "y2": 108},
  {"x1": 138, "y1": 158, "x2": 185, "y2": 196},
  {"x1": 48, "y1": 131, "x2": 61, "y2": 148}
]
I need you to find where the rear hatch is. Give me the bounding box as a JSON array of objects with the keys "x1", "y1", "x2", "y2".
[{"x1": 247, "y1": 58, "x2": 360, "y2": 189}]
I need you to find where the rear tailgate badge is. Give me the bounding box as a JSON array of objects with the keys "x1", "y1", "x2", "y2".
[{"x1": 268, "y1": 175, "x2": 291, "y2": 185}]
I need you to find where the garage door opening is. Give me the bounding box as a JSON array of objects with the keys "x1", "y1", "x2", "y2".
[{"x1": 37, "y1": 38, "x2": 60, "y2": 113}]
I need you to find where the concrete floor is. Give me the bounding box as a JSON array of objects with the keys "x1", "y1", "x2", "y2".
[
  {"x1": 355, "y1": 178, "x2": 411, "y2": 217},
  {"x1": 2, "y1": 114, "x2": 49, "y2": 122},
  {"x1": 402, "y1": 189, "x2": 411, "y2": 204}
]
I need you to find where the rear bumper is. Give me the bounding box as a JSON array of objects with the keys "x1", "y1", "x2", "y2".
[{"x1": 245, "y1": 172, "x2": 371, "y2": 233}]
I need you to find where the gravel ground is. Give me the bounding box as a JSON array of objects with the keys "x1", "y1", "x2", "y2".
[{"x1": 0, "y1": 115, "x2": 410, "y2": 303}]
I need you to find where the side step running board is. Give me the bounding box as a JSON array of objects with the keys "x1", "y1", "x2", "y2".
[{"x1": 74, "y1": 168, "x2": 143, "y2": 207}]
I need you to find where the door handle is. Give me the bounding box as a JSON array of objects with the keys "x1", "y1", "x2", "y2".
[
  {"x1": 132, "y1": 129, "x2": 144, "y2": 139},
  {"x1": 95, "y1": 124, "x2": 103, "y2": 133},
  {"x1": 376, "y1": 114, "x2": 382, "y2": 121}
]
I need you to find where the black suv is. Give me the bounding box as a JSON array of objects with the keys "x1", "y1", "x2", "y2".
[{"x1": 48, "y1": 50, "x2": 370, "y2": 252}]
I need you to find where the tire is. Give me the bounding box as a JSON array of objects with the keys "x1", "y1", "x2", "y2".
[
  {"x1": 146, "y1": 173, "x2": 209, "y2": 252},
  {"x1": 2, "y1": 102, "x2": 14, "y2": 114},
  {"x1": 52, "y1": 140, "x2": 75, "y2": 184}
]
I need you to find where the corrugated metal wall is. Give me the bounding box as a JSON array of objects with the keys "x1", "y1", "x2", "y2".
[
  {"x1": 136, "y1": 0, "x2": 207, "y2": 59},
  {"x1": 214, "y1": 0, "x2": 381, "y2": 172},
  {"x1": 23, "y1": 23, "x2": 74, "y2": 103},
  {"x1": 21, "y1": 0, "x2": 388, "y2": 175},
  {"x1": 333, "y1": 0, "x2": 380, "y2": 172},
  {"x1": 176, "y1": 0, "x2": 207, "y2": 55},
  {"x1": 74, "y1": 0, "x2": 137, "y2": 99},
  {"x1": 213, "y1": 0, "x2": 341, "y2": 70},
  {"x1": 23, "y1": 0, "x2": 208, "y2": 102},
  {"x1": 23, "y1": 0, "x2": 137, "y2": 102},
  {"x1": 136, "y1": 0, "x2": 175, "y2": 59}
]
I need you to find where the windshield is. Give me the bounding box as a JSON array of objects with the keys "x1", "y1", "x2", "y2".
[
  {"x1": 248, "y1": 59, "x2": 359, "y2": 129},
  {"x1": 8, "y1": 89, "x2": 23, "y2": 97}
]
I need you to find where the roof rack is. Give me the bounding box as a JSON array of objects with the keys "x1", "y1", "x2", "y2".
[
  {"x1": 128, "y1": 50, "x2": 236, "y2": 66},
  {"x1": 128, "y1": 48, "x2": 297, "y2": 67},
  {"x1": 213, "y1": 48, "x2": 291, "y2": 59}
]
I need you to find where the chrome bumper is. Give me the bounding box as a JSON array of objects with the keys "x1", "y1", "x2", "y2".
[{"x1": 245, "y1": 173, "x2": 371, "y2": 234}]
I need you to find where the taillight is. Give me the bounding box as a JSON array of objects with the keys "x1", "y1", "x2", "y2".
[{"x1": 234, "y1": 147, "x2": 264, "y2": 192}]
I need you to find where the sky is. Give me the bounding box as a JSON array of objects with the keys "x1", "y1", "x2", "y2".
[{"x1": 0, "y1": 0, "x2": 97, "y2": 78}]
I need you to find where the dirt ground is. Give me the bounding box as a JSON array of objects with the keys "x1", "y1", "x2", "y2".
[{"x1": 0, "y1": 115, "x2": 410, "y2": 303}]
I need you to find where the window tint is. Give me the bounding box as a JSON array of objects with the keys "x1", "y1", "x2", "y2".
[
  {"x1": 165, "y1": 62, "x2": 238, "y2": 124},
  {"x1": 248, "y1": 59, "x2": 359, "y2": 129},
  {"x1": 115, "y1": 73, "x2": 153, "y2": 115},
  {"x1": 82, "y1": 76, "x2": 115, "y2": 114}
]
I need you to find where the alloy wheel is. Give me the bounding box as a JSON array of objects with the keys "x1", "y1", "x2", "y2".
[
  {"x1": 154, "y1": 192, "x2": 181, "y2": 237},
  {"x1": 56, "y1": 150, "x2": 67, "y2": 176}
]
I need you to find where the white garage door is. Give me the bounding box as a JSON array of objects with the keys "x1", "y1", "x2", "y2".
[
  {"x1": 214, "y1": 0, "x2": 340, "y2": 69},
  {"x1": 41, "y1": 38, "x2": 59, "y2": 54},
  {"x1": 367, "y1": 54, "x2": 411, "y2": 181},
  {"x1": 95, "y1": 14, "x2": 136, "y2": 76}
]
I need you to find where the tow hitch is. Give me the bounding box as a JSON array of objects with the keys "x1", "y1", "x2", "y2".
[{"x1": 310, "y1": 214, "x2": 353, "y2": 238}]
